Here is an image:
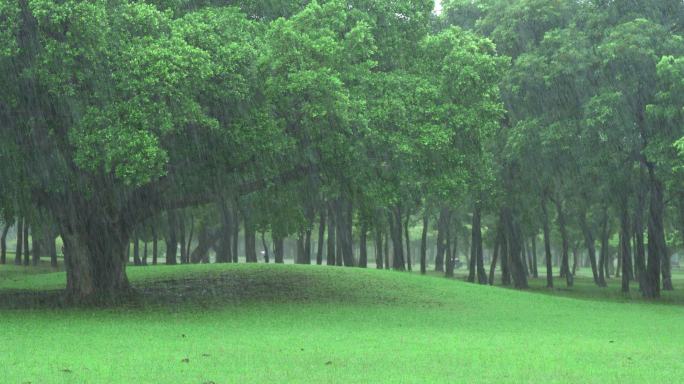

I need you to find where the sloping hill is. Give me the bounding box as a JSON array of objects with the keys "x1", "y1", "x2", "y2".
[{"x1": 1, "y1": 264, "x2": 682, "y2": 383}]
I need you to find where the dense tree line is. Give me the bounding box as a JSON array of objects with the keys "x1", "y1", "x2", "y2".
[{"x1": 1, "y1": 0, "x2": 683, "y2": 303}]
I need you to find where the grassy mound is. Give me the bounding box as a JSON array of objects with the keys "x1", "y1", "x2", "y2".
[{"x1": 1, "y1": 264, "x2": 683, "y2": 383}]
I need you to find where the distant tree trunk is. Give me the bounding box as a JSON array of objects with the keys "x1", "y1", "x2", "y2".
[
  {"x1": 142, "y1": 239, "x2": 148, "y2": 266},
  {"x1": 597, "y1": 208, "x2": 609, "y2": 286},
  {"x1": 14, "y1": 218, "x2": 23, "y2": 265},
  {"x1": 359, "y1": 221, "x2": 368, "y2": 268},
  {"x1": 488, "y1": 229, "x2": 501, "y2": 285},
  {"x1": 166, "y1": 210, "x2": 178, "y2": 265},
  {"x1": 22, "y1": 221, "x2": 30, "y2": 266},
  {"x1": 554, "y1": 198, "x2": 572, "y2": 287},
  {"x1": 304, "y1": 227, "x2": 312, "y2": 264},
  {"x1": 579, "y1": 212, "x2": 600, "y2": 286},
  {"x1": 186, "y1": 216, "x2": 194, "y2": 262},
  {"x1": 48, "y1": 229, "x2": 58, "y2": 269},
  {"x1": 619, "y1": 196, "x2": 632, "y2": 293},
  {"x1": 384, "y1": 228, "x2": 390, "y2": 270},
  {"x1": 244, "y1": 219, "x2": 257, "y2": 263},
  {"x1": 420, "y1": 212, "x2": 428, "y2": 274},
  {"x1": 178, "y1": 212, "x2": 188, "y2": 264},
  {"x1": 388, "y1": 205, "x2": 405, "y2": 271},
  {"x1": 531, "y1": 236, "x2": 539, "y2": 278},
  {"x1": 261, "y1": 232, "x2": 270, "y2": 263},
  {"x1": 500, "y1": 214, "x2": 511, "y2": 286},
  {"x1": 0, "y1": 220, "x2": 10, "y2": 265},
  {"x1": 521, "y1": 238, "x2": 530, "y2": 277},
  {"x1": 232, "y1": 207, "x2": 239, "y2": 263},
  {"x1": 634, "y1": 184, "x2": 646, "y2": 290},
  {"x1": 404, "y1": 213, "x2": 412, "y2": 272},
  {"x1": 327, "y1": 204, "x2": 336, "y2": 266},
  {"x1": 216, "y1": 201, "x2": 233, "y2": 263},
  {"x1": 316, "y1": 209, "x2": 326, "y2": 265},
  {"x1": 190, "y1": 223, "x2": 216, "y2": 264},
  {"x1": 503, "y1": 208, "x2": 528, "y2": 289},
  {"x1": 435, "y1": 208, "x2": 448, "y2": 272},
  {"x1": 31, "y1": 222, "x2": 42, "y2": 266},
  {"x1": 296, "y1": 233, "x2": 305, "y2": 264},
  {"x1": 644, "y1": 169, "x2": 668, "y2": 297},
  {"x1": 571, "y1": 242, "x2": 579, "y2": 276},
  {"x1": 273, "y1": 235, "x2": 284, "y2": 263},
  {"x1": 133, "y1": 234, "x2": 141, "y2": 266},
  {"x1": 375, "y1": 226, "x2": 384, "y2": 270},
  {"x1": 468, "y1": 205, "x2": 486, "y2": 284},
  {"x1": 152, "y1": 224, "x2": 158, "y2": 265}
]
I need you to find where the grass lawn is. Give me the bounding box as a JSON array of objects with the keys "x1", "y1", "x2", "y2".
[{"x1": 1, "y1": 263, "x2": 683, "y2": 383}]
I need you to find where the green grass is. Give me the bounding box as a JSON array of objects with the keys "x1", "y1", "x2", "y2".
[{"x1": 1, "y1": 263, "x2": 684, "y2": 383}]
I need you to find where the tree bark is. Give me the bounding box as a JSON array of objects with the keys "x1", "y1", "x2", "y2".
[
  {"x1": 327, "y1": 204, "x2": 336, "y2": 266},
  {"x1": 0, "y1": 220, "x2": 10, "y2": 265},
  {"x1": 166, "y1": 211, "x2": 178, "y2": 265},
  {"x1": 554, "y1": 198, "x2": 573, "y2": 287},
  {"x1": 644, "y1": 171, "x2": 667, "y2": 297},
  {"x1": 274, "y1": 235, "x2": 284, "y2": 263},
  {"x1": 22, "y1": 221, "x2": 30, "y2": 266},
  {"x1": 597, "y1": 208, "x2": 608, "y2": 286},
  {"x1": 579, "y1": 211, "x2": 600, "y2": 286},
  {"x1": 316, "y1": 209, "x2": 326, "y2": 265},
  {"x1": 388, "y1": 205, "x2": 405, "y2": 271},
  {"x1": 420, "y1": 211, "x2": 428, "y2": 274},
  {"x1": 434, "y1": 207, "x2": 449, "y2": 272},
  {"x1": 133, "y1": 234, "x2": 141, "y2": 266},
  {"x1": 152, "y1": 224, "x2": 158, "y2": 265},
  {"x1": 404, "y1": 213, "x2": 412, "y2": 272},
  {"x1": 619, "y1": 196, "x2": 632, "y2": 293},
  {"x1": 359, "y1": 221, "x2": 368, "y2": 268},
  {"x1": 503, "y1": 208, "x2": 528, "y2": 289},
  {"x1": 375, "y1": 226, "x2": 384, "y2": 269},
  {"x1": 488, "y1": 229, "x2": 501, "y2": 285},
  {"x1": 541, "y1": 194, "x2": 553, "y2": 288},
  {"x1": 178, "y1": 212, "x2": 188, "y2": 264}
]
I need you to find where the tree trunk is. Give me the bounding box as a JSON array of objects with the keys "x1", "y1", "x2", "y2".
[
  {"x1": 152, "y1": 224, "x2": 158, "y2": 265},
  {"x1": 644, "y1": 170, "x2": 667, "y2": 297},
  {"x1": 327, "y1": 204, "x2": 336, "y2": 266},
  {"x1": 166, "y1": 211, "x2": 178, "y2": 265},
  {"x1": 316, "y1": 209, "x2": 326, "y2": 265},
  {"x1": 0, "y1": 220, "x2": 10, "y2": 265},
  {"x1": 216, "y1": 201, "x2": 233, "y2": 263},
  {"x1": 232, "y1": 206, "x2": 239, "y2": 263},
  {"x1": 384, "y1": 228, "x2": 390, "y2": 270},
  {"x1": 488, "y1": 229, "x2": 501, "y2": 285},
  {"x1": 554, "y1": 199, "x2": 572, "y2": 287},
  {"x1": 541, "y1": 194, "x2": 553, "y2": 288},
  {"x1": 579, "y1": 212, "x2": 600, "y2": 286},
  {"x1": 420, "y1": 211, "x2": 428, "y2": 274},
  {"x1": 133, "y1": 234, "x2": 141, "y2": 266},
  {"x1": 142, "y1": 239, "x2": 148, "y2": 266},
  {"x1": 435, "y1": 208, "x2": 448, "y2": 272},
  {"x1": 503, "y1": 208, "x2": 528, "y2": 289},
  {"x1": 60, "y1": 221, "x2": 131, "y2": 304},
  {"x1": 273, "y1": 235, "x2": 284, "y2": 263},
  {"x1": 22, "y1": 221, "x2": 30, "y2": 266},
  {"x1": 597, "y1": 208, "x2": 608, "y2": 286},
  {"x1": 14, "y1": 218, "x2": 23, "y2": 265},
  {"x1": 404, "y1": 213, "x2": 412, "y2": 272},
  {"x1": 619, "y1": 196, "x2": 632, "y2": 293},
  {"x1": 178, "y1": 212, "x2": 188, "y2": 264},
  {"x1": 375, "y1": 226, "x2": 384, "y2": 269},
  {"x1": 388, "y1": 205, "x2": 405, "y2": 271},
  {"x1": 634, "y1": 184, "x2": 647, "y2": 290},
  {"x1": 48, "y1": 230, "x2": 58, "y2": 269},
  {"x1": 261, "y1": 232, "x2": 270, "y2": 263},
  {"x1": 530, "y1": 236, "x2": 538, "y2": 278},
  {"x1": 359, "y1": 221, "x2": 368, "y2": 268}
]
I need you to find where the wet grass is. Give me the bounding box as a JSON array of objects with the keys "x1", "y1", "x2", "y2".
[{"x1": 1, "y1": 263, "x2": 683, "y2": 383}]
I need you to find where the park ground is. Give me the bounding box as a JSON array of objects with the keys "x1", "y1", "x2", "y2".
[{"x1": 1, "y1": 263, "x2": 683, "y2": 383}]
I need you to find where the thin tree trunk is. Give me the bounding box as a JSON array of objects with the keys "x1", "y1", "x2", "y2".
[
  {"x1": 531, "y1": 235, "x2": 538, "y2": 278},
  {"x1": 645, "y1": 169, "x2": 667, "y2": 297},
  {"x1": 404, "y1": 213, "x2": 411, "y2": 272},
  {"x1": 420, "y1": 211, "x2": 428, "y2": 274},
  {"x1": 152, "y1": 224, "x2": 158, "y2": 265},
  {"x1": 488, "y1": 229, "x2": 501, "y2": 285},
  {"x1": 164, "y1": 210, "x2": 177, "y2": 265},
  {"x1": 327, "y1": 204, "x2": 336, "y2": 266},
  {"x1": 541, "y1": 194, "x2": 553, "y2": 288},
  {"x1": 133, "y1": 234, "x2": 141, "y2": 266},
  {"x1": 316, "y1": 209, "x2": 326, "y2": 265},
  {"x1": 14, "y1": 218, "x2": 23, "y2": 265},
  {"x1": 597, "y1": 208, "x2": 609, "y2": 286},
  {"x1": 23, "y1": 220, "x2": 30, "y2": 266},
  {"x1": 0, "y1": 220, "x2": 11, "y2": 265},
  {"x1": 579, "y1": 211, "x2": 600, "y2": 286},
  {"x1": 619, "y1": 196, "x2": 632, "y2": 293},
  {"x1": 375, "y1": 226, "x2": 383, "y2": 269},
  {"x1": 261, "y1": 232, "x2": 270, "y2": 263},
  {"x1": 435, "y1": 208, "x2": 448, "y2": 272},
  {"x1": 274, "y1": 235, "x2": 284, "y2": 263},
  {"x1": 388, "y1": 205, "x2": 405, "y2": 271},
  {"x1": 359, "y1": 221, "x2": 368, "y2": 268},
  {"x1": 554, "y1": 198, "x2": 572, "y2": 287}
]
